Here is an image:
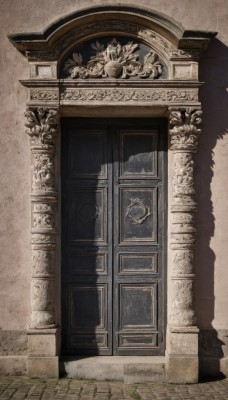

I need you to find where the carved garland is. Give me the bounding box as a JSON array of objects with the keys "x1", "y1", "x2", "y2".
[
  {"x1": 25, "y1": 107, "x2": 59, "y2": 329},
  {"x1": 169, "y1": 107, "x2": 202, "y2": 328}
]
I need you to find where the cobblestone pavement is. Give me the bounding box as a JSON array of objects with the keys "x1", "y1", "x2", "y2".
[{"x1": 0, "y1": 377, "x2": 228, "y2": 400}]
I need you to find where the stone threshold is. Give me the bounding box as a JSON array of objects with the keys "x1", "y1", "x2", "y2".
[{"x1": 60, "y1": 356, "x2": 166, "y2": 384}]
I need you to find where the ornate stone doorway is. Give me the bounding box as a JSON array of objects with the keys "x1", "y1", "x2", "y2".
[{"x1": 9, "y1": 4, "x2": 216, "y2": 383}]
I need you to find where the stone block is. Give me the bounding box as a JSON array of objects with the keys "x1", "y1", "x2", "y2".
[
  {"x1": 28, "y1": 334, "x2": 57, "y2": 356},
  {"x1": 28, "y1": 356, "x2": 59, "y2": 378},
  {"x1": 169, "y1": 332, "x2": 198, "y2": 355},
  {"x1": 124, "y1": 363, "x2": 166, "y2": 384},
  {"x1": 167, "y1": 356, "x2": 199, "y2": 383}
]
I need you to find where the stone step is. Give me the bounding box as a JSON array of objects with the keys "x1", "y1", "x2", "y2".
[{"x1": 60, "y1": 356, "x2": 166, "y2": 384}]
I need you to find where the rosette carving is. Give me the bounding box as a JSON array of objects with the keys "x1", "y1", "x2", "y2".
[{"x1": 63, "y1": 38, "x2": 163, "y2": 79}]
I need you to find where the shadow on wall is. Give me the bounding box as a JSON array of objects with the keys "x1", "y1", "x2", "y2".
[{"x1": 197, "y1": 37, "x2": 228, "y2": 379}]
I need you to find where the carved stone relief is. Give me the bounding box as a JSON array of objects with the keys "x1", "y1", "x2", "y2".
[
  {"x1": 63, "y1": 38, "x2": 163, "y2": 79},
  {"x1": 32, "y1": 154, "x2": 55, "y2": 193}
]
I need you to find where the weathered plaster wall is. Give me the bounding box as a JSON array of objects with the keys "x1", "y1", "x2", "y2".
[{"x1": 0, "y1": 0, "x2": 227, "y2": 337}]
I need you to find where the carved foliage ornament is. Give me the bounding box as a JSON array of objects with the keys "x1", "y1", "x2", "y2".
[
  {"x1": 25, "y1": 108, "x2": 59, "y2": 148},
  {"x1": 169, "y1": 108, "x2": 202, "y2": 151},
  {"x1": 63, "y1": 38, "x2": 163, "y2": 79}
]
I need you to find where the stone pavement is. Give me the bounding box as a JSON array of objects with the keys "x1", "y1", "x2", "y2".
[{"x1": 0, "y1": 377, "x2": 228, "y2": 400}]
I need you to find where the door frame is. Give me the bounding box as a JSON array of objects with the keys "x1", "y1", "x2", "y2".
[{"x1": 9, "y1": 4, "x2": 216, "y2": 382}]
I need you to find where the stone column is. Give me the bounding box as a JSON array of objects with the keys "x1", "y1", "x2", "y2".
[
  {"x1": 167, "y1": 107, "x2": 202, "y2": 383},
  {"x1": 25, "y1": 107, "x2": 59, "y2": 378}
]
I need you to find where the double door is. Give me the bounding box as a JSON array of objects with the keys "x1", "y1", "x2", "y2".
[{"x1": 61, "y1": 118, "x2": 167, "y2": 355}]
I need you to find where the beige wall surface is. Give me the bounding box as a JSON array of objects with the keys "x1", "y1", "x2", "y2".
[{"x1": 0, "y1": 0, "x2": 227, "y2": 331}]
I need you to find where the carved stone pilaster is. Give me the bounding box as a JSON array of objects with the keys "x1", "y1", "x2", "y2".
[
  {"x1": 25, "y1": 107, "x2": 59, "y2": 329},
  {"x1": 169, "y1": 107, "x2": 202, "y2": 328}
]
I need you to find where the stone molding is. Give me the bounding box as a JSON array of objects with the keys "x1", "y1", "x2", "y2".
[
  {"x1": 25, "y1": 107, "x2": 59, "y2": 329},
  {"x1": 8, "y1": 5, "x2": 216, "y2": 62},
  {"x1": 169, "y1": 107, "x2": 202, "y2": 328}
]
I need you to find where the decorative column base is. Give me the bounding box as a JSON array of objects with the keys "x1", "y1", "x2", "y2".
[
  {"x1": 27, "y1": 328, "x2": 59, "y2": 378},
  {"x1": 166, "y1": 326, "x2": 199, "y2": 383}
]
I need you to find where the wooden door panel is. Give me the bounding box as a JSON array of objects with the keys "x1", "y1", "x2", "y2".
[
  {"x1": 119, "y1": 187, "x2": 157, "y2": 244},
  {"x1": 120, "y1": 131, "x2": 158, "y2": 178},
  {"x1": 118, "y1": 252, "x2": 157, "y2": 275},
  {"x1": 62, "y1": 119, "x2": 166, "y2": 356},
  {"x1": 68, "y1": 131, "x2": 107, "y2": 179},
  {"x1": 67, "y1": 250, "x2": 108, "y2": 276},
  {"x1": 68, "y1": 187, "x2": 108, "y2": 243}
]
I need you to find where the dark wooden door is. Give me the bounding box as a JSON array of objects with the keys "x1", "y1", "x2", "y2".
[{"x1": 61, "y1": 118, "x2": 167, "y2": 356}]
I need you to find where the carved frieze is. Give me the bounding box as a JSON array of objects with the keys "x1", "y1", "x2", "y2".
[
  {"x1": 30, "y1": 90, "x2": 59, "y2": 101},
  {"x1": 60, "y1": 88, "x2": 198, "y2": 103},
  {"x1": 25, "y1": 107, "x2": 59, "y2": 149}
]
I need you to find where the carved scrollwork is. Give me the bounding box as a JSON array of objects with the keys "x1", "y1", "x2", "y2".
[
  {"x1": 25, "y1": 107, "x2": 59, "y2": 148},
  {"x1": 63, "y1": 38, "x2": 163, "y2": 79},
  {"x1": 169, "y1": 108, "x2": 202, "y2": 151}
]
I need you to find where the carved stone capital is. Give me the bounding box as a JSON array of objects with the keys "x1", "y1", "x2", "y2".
[
  {"x1": 25, "y1": 107, "x2": 59, "y2": 150},
  {"x1": 169, "y1": 107, "x2": 202, "y2": 152}
]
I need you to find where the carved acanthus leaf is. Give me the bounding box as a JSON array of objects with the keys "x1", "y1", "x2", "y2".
[
  {"x1": 25, "y1": 107, "x2": 59, "y2": 148},
  {"x1": 63, "y1": 38, "x2": 163, "y2": 79},
  {"x1": 169, "y1": 108, "x2": 202, "y2": 151}
]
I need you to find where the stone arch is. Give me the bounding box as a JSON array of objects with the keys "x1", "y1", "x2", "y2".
[{"x1": 9, "y1": 4, "x2": 216, "y2": 383}]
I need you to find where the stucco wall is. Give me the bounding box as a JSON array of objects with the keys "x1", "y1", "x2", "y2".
[{"x1": 0, "y1": 0, "x2": 227, "y2": 336}]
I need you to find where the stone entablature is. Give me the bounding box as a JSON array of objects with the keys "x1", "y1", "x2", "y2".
[{"x1": 9, "y1": 4, "x2": 216, "y2": 383}]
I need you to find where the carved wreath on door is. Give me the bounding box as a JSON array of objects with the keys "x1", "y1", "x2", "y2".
[{"x1": 63, "y1": 38, "x2": 163, "y2": 79}]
